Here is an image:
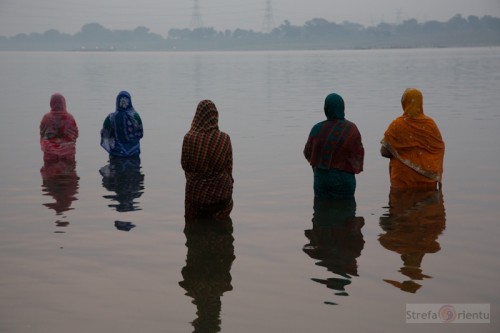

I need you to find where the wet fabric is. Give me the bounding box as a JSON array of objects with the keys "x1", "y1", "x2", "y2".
[
  {"x1": 313, "y1": 168, "x2": 357, "y2": 199},
  {"x1": 381, "y1": 88, "x2": 445, "y2": 189},
  {"x1": 101, "y1": 91, "x2": 143, "y2": 158},
  {"x1": 304, "y1": 93, "x2": 364, "y2": 198},
  {"x1": 39, "y1": 93, "x2": 79, "y2": 161},
  {"x1": 182, "y1": 100, "x2": 234, "y2": 220}
]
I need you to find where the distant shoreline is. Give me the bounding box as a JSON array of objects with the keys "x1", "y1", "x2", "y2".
[
  {"x1": 1, "y1": 45, "x2": 499, "y2": 53},
  {"x1": 2, "y1": 15, "x2": 499, "y2": 52}
]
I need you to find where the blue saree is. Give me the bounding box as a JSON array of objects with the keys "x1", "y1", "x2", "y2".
[{"x1": 101, "y1": 91, "x2": 143, "y2": 158}]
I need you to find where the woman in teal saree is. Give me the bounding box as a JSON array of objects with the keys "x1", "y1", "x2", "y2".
[{"x1": 304, "y1": 93, "x2": 364, "y2": 198}]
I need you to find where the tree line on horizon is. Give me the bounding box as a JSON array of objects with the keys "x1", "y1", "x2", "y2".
[{"x1": 1, "y1": 14, "x2": 500, "y2": 51}]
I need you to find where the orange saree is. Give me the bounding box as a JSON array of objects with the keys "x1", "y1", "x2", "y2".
[{"x1": 381, "y1": 88, "x2": 445, "y2": 189}]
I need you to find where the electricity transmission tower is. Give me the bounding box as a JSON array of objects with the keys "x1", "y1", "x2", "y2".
[
  {"x1": 262, "y1": 0, "x2": 275, "y2": 33},
  {"x1": 190, "y1": 0, "x2": 203, "y2": 29}
]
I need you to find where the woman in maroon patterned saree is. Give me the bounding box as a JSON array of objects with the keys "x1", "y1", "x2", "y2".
[{"x1": 182, "y1": 100, "x2": 234, "y2": 220}]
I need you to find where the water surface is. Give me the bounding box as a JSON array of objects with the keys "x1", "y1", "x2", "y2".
[{"x1": 1, "y1": 48, "x2": 499, "y2": 332}]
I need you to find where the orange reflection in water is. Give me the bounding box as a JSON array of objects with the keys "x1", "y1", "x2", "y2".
[{"x1": 379, "y1": 189, "x2": 446, "y2": 293}]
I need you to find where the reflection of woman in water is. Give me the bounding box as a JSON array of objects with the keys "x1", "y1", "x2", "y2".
[
  {"x1": 179, "y1": 218, "x2": 235, "y2": 332},
  {"x1": 40, "y1": 159, "x2": 79, "y2": 228},
  {"x1": 378, "y1": 189, "x2": 446, "y2": 293},
  {"x1": 303, "y1": 197, "x2": 365, "y2": 303},
  {"x1": 99, "y1": 157, "x2": 144, "y2": 212}
]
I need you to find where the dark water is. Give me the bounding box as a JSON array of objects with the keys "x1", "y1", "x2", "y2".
[{"x1": 0, "y1": 48, "x2": 499, "y2": 332}]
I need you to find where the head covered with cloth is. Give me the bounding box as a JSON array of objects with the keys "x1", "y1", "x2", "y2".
[
  {"x1": 381, "y1": 88, "x2": 445, "y2": 189},
  {"x1": 304, "y1": 93, "x2": 364, "y2": 199},
  {"x1": 101, "y1": 91, "x2": 143, "y2": 158},
  {"x1": 39, "y1": 93, "x2": 79, "y2": 162},
  {"x1": 182, "y1": 100, "x2": 234, "y2": 220}
]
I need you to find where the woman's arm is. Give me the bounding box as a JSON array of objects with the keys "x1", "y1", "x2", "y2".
[{"x1": 380, "y1": 145, "x2": 393, "y2": 158}]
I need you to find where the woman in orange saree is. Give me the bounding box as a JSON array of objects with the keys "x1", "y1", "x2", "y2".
[{"x1": 380, "y1": 88, "x2": 445, "y2": 189}]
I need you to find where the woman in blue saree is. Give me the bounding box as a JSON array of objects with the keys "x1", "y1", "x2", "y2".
[
  {"x1": 304, "y1": 93, "x2": 364, "y2": 198},
  {"x1": 101, "y1": 91, "x2": 143, "y2": 159}
]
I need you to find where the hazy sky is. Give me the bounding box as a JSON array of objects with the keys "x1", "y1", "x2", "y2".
[{"x1": 1, "y1": 0, "x2": 500, "y2": 36}]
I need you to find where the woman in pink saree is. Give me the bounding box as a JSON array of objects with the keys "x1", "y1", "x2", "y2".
[{"x1": 39, "y1": 93, "x2": 79, "y2": 162}]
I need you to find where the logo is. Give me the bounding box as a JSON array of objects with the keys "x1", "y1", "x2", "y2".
[
  {"x1": 438, "y1": 304, "x2": 457, "y2": 323},
  {"x1": 406, "y1": 304, "x2": 490, "y2": 324}
]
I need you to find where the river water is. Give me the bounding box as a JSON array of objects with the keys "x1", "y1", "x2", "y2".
[{"x1": 0, "y1": 48, "x2": 499, "y2": 332}]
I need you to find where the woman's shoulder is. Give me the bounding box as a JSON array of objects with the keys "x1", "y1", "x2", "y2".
[
  {"x1": 343, "y1": 119, "x2": 363, "y2": 133},
  {"x1": 219, "y1": 130, "x2": 231, "y2": 140},
  {"x1": 40, "y1": 112, "x2": 52, "y2": 120},
  {"x1": 387, "y1": 115, "x2": 407, "y2": 126},
  {"x1": 66, "y1": 112, "x2": 77, "y2": 120},
  {"x1": 133, "y1": 111, "x2": 142, "y2": 121},
  {"x1": 102, "y1": 113, "x2": 114, "y2": 126},
  {"x1": 343, "y1": 118, "x2": 359, "y2": 126},
  {"x1": 307, "y1": 120, "x2": 328, "y2": 136},
  {"x1": 312, "y1": 119, "x2": 328, "y2": 128}
]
